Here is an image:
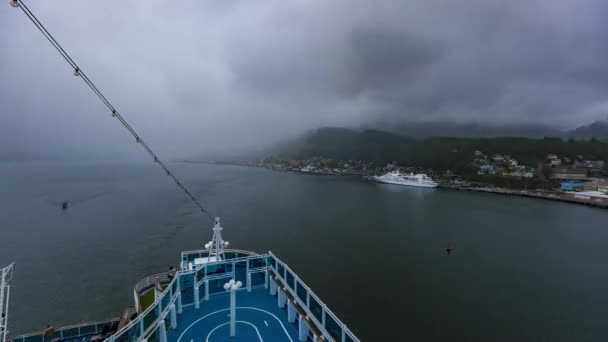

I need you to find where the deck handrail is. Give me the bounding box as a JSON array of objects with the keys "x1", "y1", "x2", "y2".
[
  {"x1": 111, "y1": 250, "x2": 266, "y2": 342},
  {"x1": 269, "y1": 273, "x2": 324, "y2": 340},
  {"x1": 141, "y1": 283, "x2": 180, "y2": 339},
  {"x1": 132, "y1": 250, "x2": 264, "y2": 311},
  {"x1": 179, "y1": 248, "x2": 258, "y2": 264},
  {"x1": 14, "y1": 249, "x2": 358, "y2": 342},
  {"x1": 106, "y1": 273, "x2": 181, "y2": 342},
  {"x1": 133, "y1": 272, "x2": 172, "y2": 295},
  {"x1": 138, "y1": 252, "x2": 268, "y2": 341},
  {"x1": 9, "y1": 310, "x2": 135, "y2": 341},
  {"x1": 268, "y1": 251, "x2": 360, "y2": 342},
  {"x1": 127, "y1": 251, "x2": 359, "y2": 342},
  {"x1": 133, "y1": 271, "x2": 173, "y2": 313}
]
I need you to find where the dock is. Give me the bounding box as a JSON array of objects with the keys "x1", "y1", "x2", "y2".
[{"x1": 441, "y1": 185, "x2": 608, "y2": 209}]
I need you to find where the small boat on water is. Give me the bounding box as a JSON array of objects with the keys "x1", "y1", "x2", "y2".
[{"x1": 373, "y1": 171, "x2": 438, "y2": 188}]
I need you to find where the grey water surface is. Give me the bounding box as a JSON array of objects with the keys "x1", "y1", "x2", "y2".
[{"x1": 1, "y1": 161, "x2": 608, "y2": 341}]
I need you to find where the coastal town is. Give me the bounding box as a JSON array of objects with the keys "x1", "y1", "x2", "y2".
[{"x1": 218, "y1": 151, "x2": 608, "y2": 209}]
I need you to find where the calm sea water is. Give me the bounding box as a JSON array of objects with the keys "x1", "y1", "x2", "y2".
[{"x1": 1, "y1": 161, "x2": 608, "y2": 341}]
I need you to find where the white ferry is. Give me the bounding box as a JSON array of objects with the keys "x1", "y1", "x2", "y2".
[{"x1": 373, "y1": 171, "x2": 438, "y2": 188}]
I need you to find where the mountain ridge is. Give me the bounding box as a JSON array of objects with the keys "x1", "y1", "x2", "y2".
[
  {"x1": 268, "y1": 123, "x2": 608, "y2": 173},
  {"x1": 361, "y1": 120, "x2": 608, "y2": 139}
]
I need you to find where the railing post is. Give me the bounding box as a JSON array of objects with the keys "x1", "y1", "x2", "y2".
[
  {"x1": 205, "y1": 279, "x2": 209, "y2": 301},
  {"x1": 139, "y1": 318, "x2": 144, "y2": 337},
  {"x1": 288, "y1": 301, "x2": 296, "y2": 323},
  {"x1": 306, "y1": 290, "x2": 310, "y2": 308},
  {"x1": 265, "y1": 269, "x2": 269, "y2": 289},
  {"x1": 170, "y1": 304, "x2": 177, "y2": 330},
  {"x1": 298, "y1": 315, "x2": 309, "y2": 342},
  {"x1": 270, "y1": 279, "x2": 277, "y2": 296},
  {"x1": 176, "y1": 278, "x2": 183, "y2": 314},
  {"x1": 158, "y1": 319, "x2": 167, "y2": 342},
  {"x1": 177, "y1": 292, "x2": 183, "y2": 314},
  {"x1": 322, "y1": 304, "x2": 327, "y2": 339},
  {"x1": 278, "y1": 289, "x2": 286, "y2": 308},
  {"x1": 246, "y1": 258, "x2": 250, "y2": 289},
  {"x1": 194, "y1": 284, "x2": 200, "y2": 310}
]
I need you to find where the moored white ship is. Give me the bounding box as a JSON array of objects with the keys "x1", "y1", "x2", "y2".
[{"x1": 373, "y1": 171, "x2": 438, "y2": 188}]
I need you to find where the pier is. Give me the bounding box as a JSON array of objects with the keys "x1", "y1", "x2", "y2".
[{"x1": 441, "y1": 185, "x2": 608, "y2": 209}]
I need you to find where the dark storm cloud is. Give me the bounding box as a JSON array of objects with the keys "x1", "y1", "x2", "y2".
[
  {"x1": 1, "y1": 0, "x2": 608, "y2": 159},
  {"x1": 339, "y1": 26, "x2": 443, "y2": 96}
]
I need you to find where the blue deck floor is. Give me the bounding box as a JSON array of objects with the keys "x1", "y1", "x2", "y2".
[{"x1": 168, "y1": 287, "x2": 300, "y2": 342}]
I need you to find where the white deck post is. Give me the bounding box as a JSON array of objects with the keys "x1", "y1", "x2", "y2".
[
  {"x1": 139, "y1": 319, "x2": 144, "y2": 337},
  {"x1": 278, "y1": 289, "x2": 286, "y2": 308},
  {"x1": 158, "y1": 320, "x2": 167, "y2": 342},
  {"x1": 298, "y1": 315, "x2": 309, "y2": 342},
  {"x1": 287, "y1": 301, "x2": 296, "y2": 323},
  {"x1": 246, "y1": 258, "x2": 250, "y2": 292},
  {"x1": 270, "y1": 279, "x2": 277, "y2": 296},
  {"x1": 205, "y1": 280, "x2": 209, "y2": 301},
  {"x1": 170, "y1": 304, "x2": 177, "y2": 329},
  {"x1": 265, "y1": 269, "x2": 269, "y2": 289},
  {"x1": 176, "y1": 281, "x2": 182, "y2": 314},
  {"x1": 321, "y1": 305, "x2": 327, "y2": 338},
  {"x1": 194, "y1": 285, "x2": 200, "y2": 309}
]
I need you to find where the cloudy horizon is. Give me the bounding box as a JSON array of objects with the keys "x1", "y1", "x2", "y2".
[{"x1": 2, "y1": 0, "x2": 608, "y2": 160}]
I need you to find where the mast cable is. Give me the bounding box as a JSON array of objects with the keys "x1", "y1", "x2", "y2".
[{"x1": 13, "y1": 0, "x2": 213, "y2": 220}]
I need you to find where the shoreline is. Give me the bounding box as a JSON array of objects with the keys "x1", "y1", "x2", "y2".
[
  {"x1": 440, "y1": 185, "x2": 608, "y2": 209},
  {"x1": 202, "y1": 161, "x2": 608, "y2": 210}
]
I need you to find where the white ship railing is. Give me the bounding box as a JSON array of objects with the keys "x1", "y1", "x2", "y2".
[
  {"x1": 9, "y1": 313, "x2": 135, "y2": 342},
  {"x1": 1, "y1": 264, "x2": 15, "y2": 342},
  {"x1": 179, "y1": 248, "x2": 258, "y2": 269},
  {"x1": 134, "y1": 272, "x2": 172, "y2": 295},
  {"x1": 132, "y1": 249, "x2": 260, "y2": 312},
  {"x1": 132, "y1": 272, "x2": 173, "y2": 313},
  {"x1": 16, "y1": 250, "x2": 359, "y2": 342},
  {"x1": 114, "y1": 251, "x2": 358, "y2": 342},
  {"x1": 268, "y1": 251, "x2": 360, "y2": 342},
  {"x1": 120, "y1": 252, "x2": 269, "y2": 342}
]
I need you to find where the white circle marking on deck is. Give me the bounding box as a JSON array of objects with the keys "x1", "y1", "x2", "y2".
[
  {"x1": 176, "y1": 307, "x2": 293, "y2": 342},
  {"x1": 205, "y1": 321, "x2": 262, "y2": 342}
]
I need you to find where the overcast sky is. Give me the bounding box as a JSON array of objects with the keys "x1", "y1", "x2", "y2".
[{"x1": 1, "y1": 0, "x2": 608, "y2": 159}]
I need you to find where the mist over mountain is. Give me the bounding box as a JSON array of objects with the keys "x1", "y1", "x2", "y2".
[
  {"x1": 567, "y1": 120, "x2": 608, "y2": 139},
  {"x1": 363, "y1": 120, "x2": 608, "y2": 139},
  {"x1": 270, "y1": 127, "x2": 415, "y2": 163},
  {"x1": 267, "y1": 122, "x2": 608, "y2": 172}
]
